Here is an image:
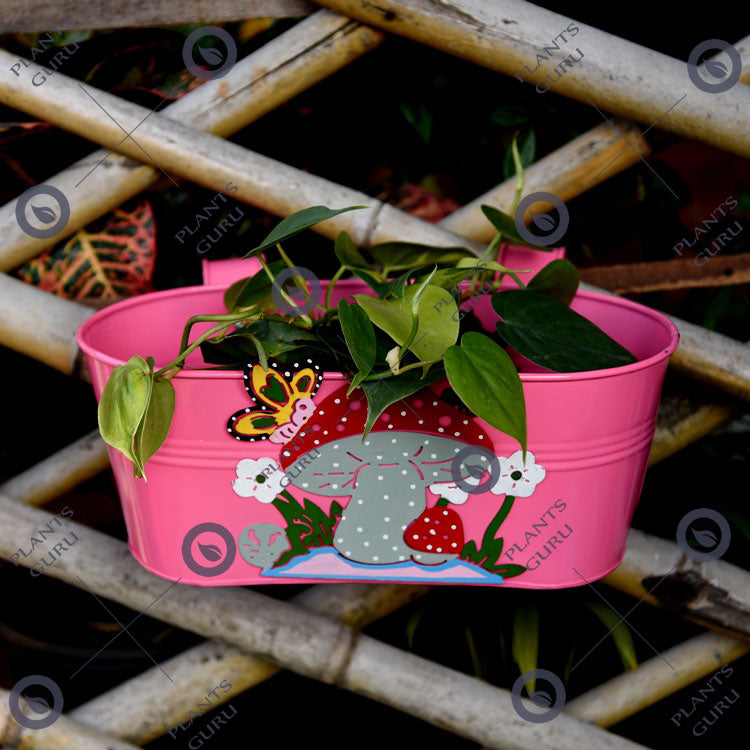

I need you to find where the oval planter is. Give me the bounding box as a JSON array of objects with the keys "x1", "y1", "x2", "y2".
[{"x1": 76, "y1": 278, "x2": 678, "y2": 588}]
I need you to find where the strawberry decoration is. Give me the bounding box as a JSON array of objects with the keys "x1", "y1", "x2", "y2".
[{"x1": 404, "y1": 498, "x2": 464, "y2": 556}]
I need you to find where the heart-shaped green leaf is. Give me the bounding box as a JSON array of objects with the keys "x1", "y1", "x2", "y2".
[
  {"x1": 359, "y1": 368, "x2": 445, "y2": 437},
  {"x1": 98, "y1": 355, "x2": 153, "y2": 471},
  {"x1": 133, "y1": 365, "x2": 175, "y2": 480},
  {"x1": 369, "y1": 242, "x2": 474, "y2": 274},
  {"x1": 334, "y1": 231, "x2": 389, "y2": 296},
  {"x1": 338, "y1": 299, "x2": 376, "y2": 377},
  {"x1": 244, "y1": 205, "x2": 367, "y2": 257},
  {"x1": 354, "y1": 283, "x2": 458, "y2": 362},
  {"x1": 481, "y1": 204, "x2": 552, "y2": 251},
  {"x1": 527, "y1": 259, "x2": 579, "y2": 305},
  {"x1": 223, "y1": 260, "x2": 285, "y2": 311},
  {"x1": 492, "y1": 290, "x2": 637, "y2": 372},
  {"x1": 444, "y1": 332, "x2": 526, "y2": 452}
]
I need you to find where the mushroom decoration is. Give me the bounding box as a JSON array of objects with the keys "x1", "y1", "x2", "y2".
[{"x1": 279, "y1": 383, "x2": 492, "y2": 566}]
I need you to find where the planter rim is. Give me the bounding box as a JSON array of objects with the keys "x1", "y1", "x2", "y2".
[{"x1": 76, "y1": 283, "x2": 679, "y2": 382}]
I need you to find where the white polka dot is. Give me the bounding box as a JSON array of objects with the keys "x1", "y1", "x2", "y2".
[
  {"x1": 388, "y1": 424, "x2": 393, "y2": 429},
  {"x1": 436, "y1": 547, "x2": 442, "y2": 552},
  {"x1": 376, "y1": 455, "x2": 383, "y2": 460},
  {"x1": 401, "y1": 411, "x2": 406, "y2": 416},
  {"x1": 302, "y1": 482, "x2": 309, "y2": 487},
  {"x1": 384, "y1": 495, "x2": 389, "y2": 500},
  {"x1": 378, "y1": 475, "x2": 384, "y2": 481},
  {"x1": 478, "y1": 435, "x2": 483, "y2": 439},
  {"x1": 391, "y1": 438, "x2": 397, "y2": 443},
  {"x1": 418, "y1": 420, "x2": 424, "y2": 425},
  {"x1": 451, "y1": 525, "x2": 457, "y2": 530},
  {"x1": 429, "y1": 529, "x2": 436, "y2": 535},
  {"x1": 364, "y1": 541, "x2": 370, "y2": 547},
  {"x1": 334, "y1": 399, "x2": 340, "y2": 404},
  {"x1": 393, "y1": 545, "x2": 398, "y2": 551},
  {"x1": 432, "y1": 471, "x2": 438, "y2": 476},
  {"x1": 373, "y1": 556, "x2": 379, "y2": 561},
  {"x1": 342, "y1": 417, "x2": 347, "y2": 422},
  {"x1": 408, "y1": 501, "x2": 415, "y2": 506},
  {"x1": 342, "y1": 515, "x2": 347, "y2": 520},
  {"x1": 399, "y1": 555, "x2": 406, "y2": 561},
  {"x1": 410, "y1": 484, "x2": 416, "y2": 489},
  {"x1": 452, "y1": 543, "x2": 457, "y2": 548},
  {"x1": 333, "y1": 444, "x2": 339, "y2": 449},
  {"x1": 401, "y1": 469, "x2": 408, "y2": 475},
  {"x1": 416, "y1": 554, "x2": 422, "y2": 559},
  {"x1": 357, "y1": 526, "x2": 363, "y2": 532},
  {"x1": 432, "y1": 401, "x2": 438, "y2": 406},
  {"x1": 426, "y1": 544, "x2": 433, "y2": 550},
  {"x1": 384, "y1": 516, "x2": 390, "y2": 521},
  {"x1": 357, "y1": 499, "x2": 363, "y2": 504},
  {"x1": 364, "y1": 440, "x2": 370, "y2": 446},
  {"x1": 333, "y1": 462, "x2": 339, "y2": 467},
  {"x1": 382, "y1": 534, "x2": 389, "y2": 540},
  {"x1": 438, "y1": 427, "x2": 444, "y2": 433},
  {"x1": 463, "y1": 420, "x2": 468, "y2": 425},
  {"x1": 454, "y1": 432, "x2": 460, "y2": 437},
  {"x1": 337, "y1": 538, "x2": 343, "y2": 542},
  {"x1": 424, "y1": 440, "x2": 430, "y2": 445},
  {"x1": 401, "y1": 525, "x2": 407, "y2": 530},
  {"x1": 345, "y1": 551, "x2": 351, "y2": 556},
  {"x1": 332, "y1": 484, "x2": 338, "y2": 489},
  {"x1": 413, "y1": 534, "x2": 419, "y2": 540},
  {"x1": 443, "y1": 510, "x2": 449, "y2": 516},
  {"x1": 424, "y1": 517, "x2": 430, "y2": 522}
]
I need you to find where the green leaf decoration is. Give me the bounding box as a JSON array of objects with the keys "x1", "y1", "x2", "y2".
[
  {"x1": 512, "y1": 603, "x2": 540, "y2": 693},
  {"x1": 334, "y1": 231, "x2": 389, "y2": 295},
  {"x1": 503, "y1": 129, "x2": 536, "y2": 180},
  {"x1": 359, "y1": 367, "x2": 445, "y2": 437},
  {"x1": 586, "y1": 602, "x2": 638, "y2": 672},
  {"x1": 98, "y1": 355, "x2": 153, "y2": 472},
  {"x1": 133, "y1": 365, "x2": 175, "y2": 480},
  {"x1": 481, "y1": 204, "x2": 552, "y2": 251},
  {"x1": 492, "y1": 290, "x2": 638, "y2": 373},
  {"x1": 369, "y1": 242, "x2": 474, "y2": 275},
  {"x1": 223, "y1": 260, "x2": 285, "y2": 311},
  {"x1": 355, "y1": 284, "x2": 459, "y2": 364},
  {"x1": 338, "y1": 299, "x2": 376, "y2": 377},
  {"x1": 243, "y1": 205, "x2": 367, "y2": 257},
  {"x1": 444, "y1": 332, "x2": 527, "y2": 453},
  {"x1": 526, "y1": 259, "x2": 579, "y2": 305}
]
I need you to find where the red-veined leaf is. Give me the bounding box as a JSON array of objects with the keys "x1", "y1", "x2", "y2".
[{"x1": 16, "y1": 201, "x2": 156, "y2": 302}]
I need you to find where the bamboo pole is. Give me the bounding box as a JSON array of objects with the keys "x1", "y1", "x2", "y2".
[
  {"x1": 0, "y1": 53, "x2": 482, "y2": 255},
  {"x1": 315, "y1": 0, "x2": 750, "y2": 159},
  {"x1": 69, "y1": 583, "x2": 428, "y2": 744},
  {"x1": 567, "y1": 631, "x2": 750, "y2": 727},
  {"x1": 442, "y1": 120, "x2": 648, "y2": 242},
  {"x1": 0, "y1": 691, "x2": 140, "y2": 750},
  {"x1": 0, "y1": 10, "x2": 385, "y2": 271},
  {"x1": 0, "y1": 430, "x2": 109, "y2": 506},
  {"x1": 0, "y1": 0, "x2": 314, "y2": 32},
  {"x1": 605, "y1": 528, "x2": 750, "y2": 639},
  {"x1": 0, "y1": 494, "x2": 649, "y2": 750},
  {"x1": 0, "y1": 272, "x2": 92, "y2": 373}
]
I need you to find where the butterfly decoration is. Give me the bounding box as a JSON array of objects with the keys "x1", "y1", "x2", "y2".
[{"x1": 227, "y1": 359, "x2": 323, "y2": 443}]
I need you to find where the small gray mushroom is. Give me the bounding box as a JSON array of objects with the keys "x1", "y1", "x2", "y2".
[
  {"x1": 238, "y1": 523, "x2": 289, "y2": 570},
  {"x1": 280, "y1": 384, "x2": 491, "y2": 565}
]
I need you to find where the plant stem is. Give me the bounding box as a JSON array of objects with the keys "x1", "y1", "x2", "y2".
[
  {"x1": 398, "y1": 315, "x2": 420, "y2": 359},
  {"x1": 325, "y1": 265, "x2": 346, "y2": 310},
  {"x1": 156, "y1": 320, "x2": 234, "y2": 378},
  {"x1": 259, "y1": 256, "x2": 313, "y2": 327},
  {"x1": 363, "y1": 358, "x2": 441, "y2": 381}
]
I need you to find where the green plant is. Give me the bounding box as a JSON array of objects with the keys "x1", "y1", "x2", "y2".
[{"x1": 97, "y1": 140, "x2": 636, "y2": 478}]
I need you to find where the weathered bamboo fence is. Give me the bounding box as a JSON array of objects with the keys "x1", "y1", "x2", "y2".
[
  {"x1": 567, "y1": 631, "x2": 750, "y2": 727},
  {"x1": 3, "y1": 60, "x2": 750, "y2": 404},
  {"x1": 0, "y1": 494, "x2": 649, "y2": 750},
  {"x1": 0, "y1": 9, "x2": 385, "y2": 271},
  {"x1": 315, "y1": 0, "x2": 750, "y2": 158}
]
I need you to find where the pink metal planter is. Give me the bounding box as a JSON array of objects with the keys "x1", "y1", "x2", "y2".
[{"x1": 76, "y1": 250, "x2": 678, "y2": 587}]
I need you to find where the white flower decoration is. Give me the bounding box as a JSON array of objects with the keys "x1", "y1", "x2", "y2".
[
  {"x1": 232, "y1": 457, "x2": 286, "y2": 503},
  {"x1": 491, "y1": 450, "x2": 546, "y2": 498},
  {"x1": 428, "y1": 475, "x2": 481, "y2": 505}
]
